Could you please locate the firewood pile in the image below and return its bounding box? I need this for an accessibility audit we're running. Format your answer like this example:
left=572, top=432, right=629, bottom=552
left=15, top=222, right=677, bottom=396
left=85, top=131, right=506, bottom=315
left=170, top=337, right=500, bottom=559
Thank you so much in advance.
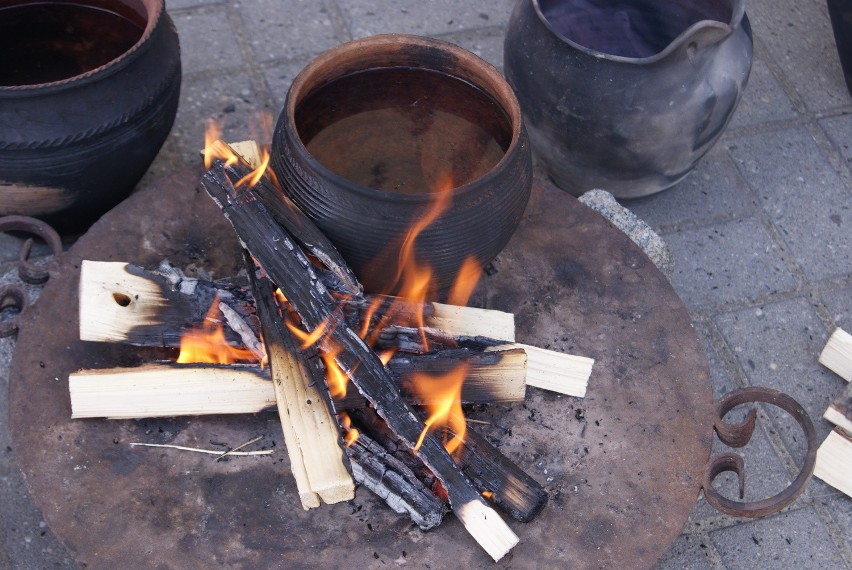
left=68, top=141, right=595, bottom=561
left=815, top=327, right=852, bottom=498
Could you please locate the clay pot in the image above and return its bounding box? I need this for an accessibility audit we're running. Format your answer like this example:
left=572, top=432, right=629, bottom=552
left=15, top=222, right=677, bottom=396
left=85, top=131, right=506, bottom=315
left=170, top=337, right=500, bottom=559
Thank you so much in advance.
left=271, top=34, right=532, bottom=294
left=0, top=0, right=181, bottom=232
left=504, top=0, right=752, bottom=198
left=828, top=0, right=852, bottom=97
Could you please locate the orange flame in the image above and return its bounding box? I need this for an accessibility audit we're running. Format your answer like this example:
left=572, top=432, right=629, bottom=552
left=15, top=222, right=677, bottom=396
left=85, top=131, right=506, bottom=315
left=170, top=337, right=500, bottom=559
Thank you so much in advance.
left=286, top=319, right=328, bottom=350
left=321, top=342, right=349, bottom=398
left=202, top=119, right=270, bottom=187
left=446, top=256, right=483, bottom=307
left=338, top=412, right=360, bottom=447
left=177, top=296, right=258, bottom=364
left=407, top=362, right=470, bottom=456
left=378, top=349, right=396, bottom=366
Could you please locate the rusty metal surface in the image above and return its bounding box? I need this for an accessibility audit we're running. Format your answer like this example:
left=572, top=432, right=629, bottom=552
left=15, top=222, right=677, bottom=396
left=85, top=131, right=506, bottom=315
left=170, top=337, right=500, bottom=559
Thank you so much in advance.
left=9, top=170, right=713, bottom=569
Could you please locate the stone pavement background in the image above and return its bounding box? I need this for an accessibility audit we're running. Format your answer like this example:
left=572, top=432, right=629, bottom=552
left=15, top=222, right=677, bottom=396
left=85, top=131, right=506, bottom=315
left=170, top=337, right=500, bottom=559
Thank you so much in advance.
left=1, top=0, right=850, bottom=568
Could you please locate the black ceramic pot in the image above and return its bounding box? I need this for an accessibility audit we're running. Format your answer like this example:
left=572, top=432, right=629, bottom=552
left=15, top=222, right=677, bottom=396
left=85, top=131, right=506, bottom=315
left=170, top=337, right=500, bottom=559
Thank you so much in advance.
left=828, top=0, right=852, bottom=97
left=271, top=34, right=532, bottom=295
left=504, top=0, right=753, bottom=198
left=0, top=0, right=181, bottom=232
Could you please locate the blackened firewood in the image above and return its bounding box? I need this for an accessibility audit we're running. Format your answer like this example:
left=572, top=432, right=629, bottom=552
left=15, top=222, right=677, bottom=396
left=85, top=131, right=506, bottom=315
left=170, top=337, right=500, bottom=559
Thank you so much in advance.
left=351, top=407, right=547, bottom=522
left=346, top=433, right=447, bottom=530
left=201, top=158, right=517, bottom=561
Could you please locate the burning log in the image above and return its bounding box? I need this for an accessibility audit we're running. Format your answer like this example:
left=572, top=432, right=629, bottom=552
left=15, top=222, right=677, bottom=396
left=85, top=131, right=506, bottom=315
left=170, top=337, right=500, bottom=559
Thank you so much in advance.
left=346, top=431, right=447, bottom=530
left=78, top=260, right=514, bottom=350
left=246, top=256, right=354, bottom=509
left=348, top=407, right=548, bottom=523
left=201, top=158, right=518, bottom=560
left=68, top=349, right=527, bottom=419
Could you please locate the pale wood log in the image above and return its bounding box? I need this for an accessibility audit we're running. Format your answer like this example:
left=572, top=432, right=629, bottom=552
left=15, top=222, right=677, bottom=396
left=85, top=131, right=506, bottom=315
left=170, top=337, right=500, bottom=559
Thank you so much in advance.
left=490, top=343, right=592, bottom=397
left=819, top=328, right=852, bottom=382
left=248, top=263, right=354, bottom=508
left=813, top=427, right=852, bottom=498
left=428, top=302, right=514, bottom=341
left=69, top=363, right=274, bottom=419
left=202, top=158, right=517, bottom=561
left=823, top=382, right=852, bottom=433
left=69, top=349, right=527, bottom=417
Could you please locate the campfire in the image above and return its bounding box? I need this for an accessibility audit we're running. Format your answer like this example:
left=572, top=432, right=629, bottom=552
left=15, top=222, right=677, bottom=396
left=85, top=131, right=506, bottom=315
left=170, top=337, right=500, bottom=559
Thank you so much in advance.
left=68, top=139, right=594, bottom=562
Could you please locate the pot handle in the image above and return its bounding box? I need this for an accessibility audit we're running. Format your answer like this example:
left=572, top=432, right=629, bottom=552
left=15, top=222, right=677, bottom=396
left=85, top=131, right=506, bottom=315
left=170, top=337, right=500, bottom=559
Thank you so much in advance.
left=701, top=387, right=818, bottom=517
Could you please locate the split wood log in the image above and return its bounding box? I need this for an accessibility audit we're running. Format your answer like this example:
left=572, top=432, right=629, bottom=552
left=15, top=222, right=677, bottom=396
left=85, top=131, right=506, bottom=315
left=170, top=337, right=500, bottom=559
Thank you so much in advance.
left=819, top=328, right=852, bottom=382
left=346, top=432, right=447, bottom=530
left=201, top=158, right=518, bottom=561
left=69, top=363, right=274, bottom=419
left=247, top=258, right=354, bottom=508
left=823, top=382, right=852, bottom=434
left=68, top=348, right=528, bottom=419
left=813, top=427, right=852, bottom=498
left=79, top=260, right=513, bottom=351
left=491, top=343, right=592, bottom=398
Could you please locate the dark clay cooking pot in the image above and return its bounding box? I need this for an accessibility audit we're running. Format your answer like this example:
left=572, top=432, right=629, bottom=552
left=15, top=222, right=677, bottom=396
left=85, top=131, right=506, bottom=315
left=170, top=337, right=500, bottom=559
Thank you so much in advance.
left=272, top=34, right=532, bottom=295
left=0, top=0, right=180, bottom=232
left=504, top=0, right=752, bottom=198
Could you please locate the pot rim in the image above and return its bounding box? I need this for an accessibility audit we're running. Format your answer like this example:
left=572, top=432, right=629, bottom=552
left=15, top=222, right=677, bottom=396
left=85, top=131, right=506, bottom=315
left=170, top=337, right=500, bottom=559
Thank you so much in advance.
left=280, top=33, right=526, bottom=204
left=530, top=0, right=745, bottom=64
left=0, top=0, right=162, bottom=93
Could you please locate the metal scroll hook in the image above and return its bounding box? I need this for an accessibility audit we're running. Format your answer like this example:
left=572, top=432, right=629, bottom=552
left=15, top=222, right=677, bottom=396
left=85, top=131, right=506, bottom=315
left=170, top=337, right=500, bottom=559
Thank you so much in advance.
left=702, top=386, right=818, bottom=517
left=0, top=215, right=63, bottom=284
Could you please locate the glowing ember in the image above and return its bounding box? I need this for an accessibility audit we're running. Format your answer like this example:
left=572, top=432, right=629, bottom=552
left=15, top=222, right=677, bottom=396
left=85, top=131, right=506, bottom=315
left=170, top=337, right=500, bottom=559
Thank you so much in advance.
left=407, top=362, right=470, bottom=456
left=338, top=412, right=360, bottom=447
left=177, top=296, right=258, bottom=364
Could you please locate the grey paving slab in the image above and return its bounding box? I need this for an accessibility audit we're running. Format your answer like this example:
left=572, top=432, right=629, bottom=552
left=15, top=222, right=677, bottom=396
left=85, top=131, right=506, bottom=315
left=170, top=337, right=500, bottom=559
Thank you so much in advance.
left=168, top=0, right=223, bottom=9
left=821, top=286, right=852, bottom=331
left=727, top=127, right=852, bottom=282
left=715, top=297, right=845, bottom=450
left=728, top=58, right=798, bottom=130
left=171, top=8, right=245, bottom=75
left=338, top=0, right=516, bottom=38
left=627, top=147, right=754, bottom=232
left=238, top=0, right=343, bottom=62
left=261, top=58, right=313, bottom=111
left=820, top=113, right=852, bottom=166
left=664, top=217, right=796, bottom=309
left=709, top=507, right=844, bottom=569
left=655, top=533, right=716, bottom=570
left=746, top=0, right=850, bottom=112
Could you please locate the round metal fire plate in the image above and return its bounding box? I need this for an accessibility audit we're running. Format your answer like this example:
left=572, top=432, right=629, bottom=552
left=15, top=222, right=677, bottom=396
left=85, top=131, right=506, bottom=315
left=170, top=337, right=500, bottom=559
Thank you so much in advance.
left=9, top=170, right=713, bottom=569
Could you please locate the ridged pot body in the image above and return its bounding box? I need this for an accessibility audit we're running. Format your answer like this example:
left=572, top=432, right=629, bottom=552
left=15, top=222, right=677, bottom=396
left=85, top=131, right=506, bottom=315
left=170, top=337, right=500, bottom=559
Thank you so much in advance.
left=504, top=0, right=752, bottom=198
left=0, top=0, right=181, bottom=232
left=828, top=0, right=852, bottom=97
left=272, top=34, right=532, bottom=294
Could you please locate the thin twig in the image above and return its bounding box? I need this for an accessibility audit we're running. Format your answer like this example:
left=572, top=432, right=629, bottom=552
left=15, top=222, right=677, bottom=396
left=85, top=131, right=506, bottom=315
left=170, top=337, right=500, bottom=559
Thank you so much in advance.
left=130, top=439, right=271, bottom=457
left=215, top=434, right=266, bottom=461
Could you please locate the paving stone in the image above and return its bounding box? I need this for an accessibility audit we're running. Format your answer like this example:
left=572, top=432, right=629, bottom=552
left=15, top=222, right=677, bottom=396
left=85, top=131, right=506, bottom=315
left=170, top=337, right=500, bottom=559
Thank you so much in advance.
left=171, top=8, right=244, bottom=75
left=727, top=127, right=852, bottom=282
left=239, top=0, right=343, bottom=62
left=338, top=0, right=516, bottom=38
left=261, top=58, right=314, bottom=112
left=820, top=113, right=852, bottom=166
left=664, top=217, right=795, bottom=309
left=728, top=58, right=798, bottom=130
left=715, top=297, right=845, bottom=451
left=821, top=286, right=852, bottom=332
left=627, top=147, right=753, bottom=232
left=709, top=507, right=843, bottom=569
left=656, top=533, right=715, bottom=570
left=746, top=0, right=849, bottom=111
left=168, top=0, right=223, bottom=9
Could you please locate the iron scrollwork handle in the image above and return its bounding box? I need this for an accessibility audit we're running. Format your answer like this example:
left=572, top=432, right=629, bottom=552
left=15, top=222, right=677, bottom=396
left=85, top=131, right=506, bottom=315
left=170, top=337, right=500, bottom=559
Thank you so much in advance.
left=702, top=386, right=818, bottom=518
